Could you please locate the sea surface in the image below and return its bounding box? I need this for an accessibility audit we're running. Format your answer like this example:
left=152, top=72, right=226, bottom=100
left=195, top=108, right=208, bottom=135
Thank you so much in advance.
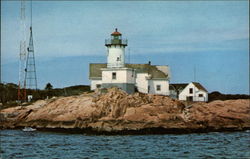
left=0, top=130, right=249, bottom=159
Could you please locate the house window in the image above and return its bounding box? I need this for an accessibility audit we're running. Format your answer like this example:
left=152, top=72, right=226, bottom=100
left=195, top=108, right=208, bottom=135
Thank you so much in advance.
left=156, top=85, right=161, bottom=91
left=199, top=94, right=203, bottom=97
left=117, top=57, right=120, bottom=61
left=189, top=88, right=193, bottom=94
left=112, top=72, right=116, bottom=80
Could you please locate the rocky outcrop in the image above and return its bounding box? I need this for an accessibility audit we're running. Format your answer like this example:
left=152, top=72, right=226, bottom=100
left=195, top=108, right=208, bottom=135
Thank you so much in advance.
left=0, top=88, right=249, bottom=134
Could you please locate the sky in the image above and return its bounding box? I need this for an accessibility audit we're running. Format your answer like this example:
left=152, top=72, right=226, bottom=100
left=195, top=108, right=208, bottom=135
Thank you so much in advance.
left=1, top=1, right=249, bottom=94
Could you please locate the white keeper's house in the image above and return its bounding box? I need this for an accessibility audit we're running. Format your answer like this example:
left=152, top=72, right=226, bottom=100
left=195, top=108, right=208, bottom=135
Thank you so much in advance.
left=89, top=29, right=171, bottom=95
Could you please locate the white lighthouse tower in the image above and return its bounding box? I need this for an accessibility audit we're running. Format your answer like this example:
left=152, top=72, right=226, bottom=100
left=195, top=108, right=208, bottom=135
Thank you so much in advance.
left=105, top=28, right=127, bottom=68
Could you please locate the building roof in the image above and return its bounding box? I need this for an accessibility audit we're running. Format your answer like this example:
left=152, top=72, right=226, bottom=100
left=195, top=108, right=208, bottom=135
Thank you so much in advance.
left=170, top=82, right=208, bottom=92
left=111, top=28, right=122, bottom=36
left=89, top=63, right=107, bottom=79
left=169, top=83, right=188, bottom=90
left=89, top=63, right=169, bottom=79
left=192, top=82, right=208, bottom=92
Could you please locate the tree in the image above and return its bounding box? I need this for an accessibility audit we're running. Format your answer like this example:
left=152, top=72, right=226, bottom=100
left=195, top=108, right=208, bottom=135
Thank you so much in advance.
left=45, top=83, right=53, bottom=98
left=0, top=83, right=18, bottom=105
left=0, top=83, right=7, bottom=104
left=45, top=83, right=53, bottom=91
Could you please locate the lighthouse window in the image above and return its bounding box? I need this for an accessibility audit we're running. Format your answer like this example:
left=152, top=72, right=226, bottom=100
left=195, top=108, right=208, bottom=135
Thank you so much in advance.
left=112, top=72, right=116, bottom=80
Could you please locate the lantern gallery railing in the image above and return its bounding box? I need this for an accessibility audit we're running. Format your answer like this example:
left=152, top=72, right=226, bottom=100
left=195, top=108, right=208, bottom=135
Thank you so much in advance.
left=105, top=39, right=127, bottom=46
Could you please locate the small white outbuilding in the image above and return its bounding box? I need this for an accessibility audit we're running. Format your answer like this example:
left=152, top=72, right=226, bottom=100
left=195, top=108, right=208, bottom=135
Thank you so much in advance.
left=170, top=82, right=208, bottom=102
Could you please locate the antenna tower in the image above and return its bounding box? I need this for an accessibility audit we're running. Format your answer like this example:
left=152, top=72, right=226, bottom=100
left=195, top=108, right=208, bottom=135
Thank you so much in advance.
left=25, top=0, right=37, bottom=91
left=18, top=0, right=27, bottom=101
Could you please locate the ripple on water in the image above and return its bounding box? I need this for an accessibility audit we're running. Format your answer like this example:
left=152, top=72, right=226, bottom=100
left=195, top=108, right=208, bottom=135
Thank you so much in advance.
left=1, top=130, right=250, bottom=158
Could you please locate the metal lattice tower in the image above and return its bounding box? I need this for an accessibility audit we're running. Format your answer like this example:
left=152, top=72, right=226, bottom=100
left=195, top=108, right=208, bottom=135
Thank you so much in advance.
left=18, top=0, right=27, bottom=101
left=25, top=26, right=37, bottom=90
left=25, top=0, right=37, bottom=90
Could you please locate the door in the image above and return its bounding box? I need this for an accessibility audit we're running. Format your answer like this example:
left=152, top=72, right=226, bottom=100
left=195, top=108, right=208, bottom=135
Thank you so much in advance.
left=186, top=96, right=193, bottom=101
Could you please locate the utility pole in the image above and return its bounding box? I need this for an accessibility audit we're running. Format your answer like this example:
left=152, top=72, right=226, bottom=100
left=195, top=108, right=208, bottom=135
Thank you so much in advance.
left=193, top=65, right=197, bottom=101
left=128, top=48, right=130, bottom=63
left=0, top=0, right=1, bottom=83
left=194, top=65, right=196, bottom=82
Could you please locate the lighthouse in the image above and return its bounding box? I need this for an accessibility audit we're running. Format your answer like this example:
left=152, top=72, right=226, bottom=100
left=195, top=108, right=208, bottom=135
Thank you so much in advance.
left=89, top=29, right=171, bottom=95
left=105, top=28, right=127, bottom=68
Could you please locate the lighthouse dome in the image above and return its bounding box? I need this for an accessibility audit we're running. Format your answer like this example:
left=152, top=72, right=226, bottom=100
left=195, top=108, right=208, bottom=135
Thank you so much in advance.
left=111, top=28, right=122, bottom=36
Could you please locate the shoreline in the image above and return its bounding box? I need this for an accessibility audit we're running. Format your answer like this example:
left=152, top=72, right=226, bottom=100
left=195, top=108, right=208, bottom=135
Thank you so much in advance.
left=2, top=127, right=250, bottom=135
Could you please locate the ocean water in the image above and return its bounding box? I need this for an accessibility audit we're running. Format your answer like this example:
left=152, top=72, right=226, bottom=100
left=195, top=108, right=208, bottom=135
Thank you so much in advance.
left=0, top=130, right=249, bottom=159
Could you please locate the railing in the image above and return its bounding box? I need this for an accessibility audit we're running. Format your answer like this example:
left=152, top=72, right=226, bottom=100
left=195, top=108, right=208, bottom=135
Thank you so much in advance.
left=105, top=39, right=127, bottom=46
